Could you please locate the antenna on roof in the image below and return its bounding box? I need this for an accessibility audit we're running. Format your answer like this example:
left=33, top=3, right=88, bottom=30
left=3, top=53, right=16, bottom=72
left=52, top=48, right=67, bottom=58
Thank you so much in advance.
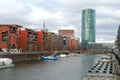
left=43, top=22, right=45, bottom=30
left=43, top=22, right=48, bottom=32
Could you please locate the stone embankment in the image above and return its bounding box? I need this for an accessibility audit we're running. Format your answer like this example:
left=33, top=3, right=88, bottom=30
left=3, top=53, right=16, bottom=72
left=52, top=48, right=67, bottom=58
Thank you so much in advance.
left=82, top=53, right=120, bottom=80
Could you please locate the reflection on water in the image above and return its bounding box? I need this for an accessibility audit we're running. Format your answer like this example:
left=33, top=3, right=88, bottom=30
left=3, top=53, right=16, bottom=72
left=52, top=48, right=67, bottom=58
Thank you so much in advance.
left=0, top=54, right=103, bottom=80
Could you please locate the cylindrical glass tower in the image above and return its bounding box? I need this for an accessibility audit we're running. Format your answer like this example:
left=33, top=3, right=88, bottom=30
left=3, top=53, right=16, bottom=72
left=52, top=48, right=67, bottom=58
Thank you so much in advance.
left=81, top=9, right=96, bottom=49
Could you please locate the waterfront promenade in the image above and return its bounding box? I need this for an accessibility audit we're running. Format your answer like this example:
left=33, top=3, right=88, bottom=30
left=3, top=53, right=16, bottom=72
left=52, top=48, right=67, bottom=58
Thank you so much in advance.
left=82, top=54, right=120, bottom=80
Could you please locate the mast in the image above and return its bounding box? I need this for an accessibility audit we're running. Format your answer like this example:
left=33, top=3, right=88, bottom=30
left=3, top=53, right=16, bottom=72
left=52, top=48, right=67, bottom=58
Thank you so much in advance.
left=43, top=22, right=45, bottom=31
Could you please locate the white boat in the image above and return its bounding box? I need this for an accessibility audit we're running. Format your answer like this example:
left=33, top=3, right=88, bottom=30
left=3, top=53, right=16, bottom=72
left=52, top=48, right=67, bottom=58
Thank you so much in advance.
left=0, top=58, right=14, bottom=69
left=60, top=54, right=67, bottom=58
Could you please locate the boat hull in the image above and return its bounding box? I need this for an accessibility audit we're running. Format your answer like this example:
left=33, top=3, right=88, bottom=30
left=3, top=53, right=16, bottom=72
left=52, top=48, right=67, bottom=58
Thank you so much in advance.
left=0, top=58, right=14, bottom=69
left=0, top=64, right=14, bottom=69
left=41, top=56, right=58, bottom=60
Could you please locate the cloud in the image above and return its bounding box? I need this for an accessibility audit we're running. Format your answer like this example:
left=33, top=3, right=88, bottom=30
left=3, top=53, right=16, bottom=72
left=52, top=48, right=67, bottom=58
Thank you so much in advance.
left=97, top=8, right=120, bottom=20
left=25, top=6, right=64, bottom=24
left=61, top=25, right=76, bottom=30
left=96, top=37, right=115, bottom=43
left=0, top=0, right=119, bottom=42
left=96, top=18, right=119, bottom=27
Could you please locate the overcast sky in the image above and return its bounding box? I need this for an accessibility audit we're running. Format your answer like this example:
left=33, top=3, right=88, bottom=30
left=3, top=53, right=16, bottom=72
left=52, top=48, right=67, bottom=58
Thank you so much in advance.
left=0, top=0, right=120, bottom=43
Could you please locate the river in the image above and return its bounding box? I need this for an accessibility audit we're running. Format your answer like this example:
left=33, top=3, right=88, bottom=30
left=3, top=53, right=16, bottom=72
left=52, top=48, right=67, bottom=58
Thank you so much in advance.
left=0, top=54, right=103, bottom=80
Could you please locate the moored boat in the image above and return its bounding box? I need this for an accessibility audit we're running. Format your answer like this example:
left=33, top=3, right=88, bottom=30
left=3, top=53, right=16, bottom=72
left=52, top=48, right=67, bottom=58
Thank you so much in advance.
left=41, top=56, right=59, bottom=60
left=0, top=58, right=14, bottom=69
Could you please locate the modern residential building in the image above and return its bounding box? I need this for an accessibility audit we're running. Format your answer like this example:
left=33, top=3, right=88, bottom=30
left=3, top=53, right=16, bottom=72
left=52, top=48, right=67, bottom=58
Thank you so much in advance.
left=62, top=36, right=69, bottom=51
left=47, top=32, right=54, bottom=52
left=0, top=24, right=22, bottom=52
left=68, top=38, right=77, bottom=51
left=81, top=9, right=96, bottom=49
left=76, top=38, right=81, bottom=51
left=54, top=34, right=59, bottom=51
left=58, top=35, right=64, bottom=51
left=42, top=30, right=49, bottom=52
left=19, top=28, right=38, bottom=52
left=35, top=30, right=43, bottom=51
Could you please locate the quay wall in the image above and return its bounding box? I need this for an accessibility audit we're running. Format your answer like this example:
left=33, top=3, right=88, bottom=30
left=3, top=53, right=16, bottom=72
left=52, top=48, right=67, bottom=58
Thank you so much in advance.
left=0, top=52, right=53, bottom=62
left=0, top=51, right=80, bottom=62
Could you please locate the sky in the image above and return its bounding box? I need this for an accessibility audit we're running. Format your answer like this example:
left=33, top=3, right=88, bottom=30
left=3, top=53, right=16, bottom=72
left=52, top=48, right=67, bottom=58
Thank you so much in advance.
left=0, top=0, right=120, bottom=43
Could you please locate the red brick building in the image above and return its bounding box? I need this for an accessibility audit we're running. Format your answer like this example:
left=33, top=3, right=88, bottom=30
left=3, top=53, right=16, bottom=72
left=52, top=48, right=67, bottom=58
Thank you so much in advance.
left=72, top=39, right=77, bottom=51
left=58, top=30, right=74, bottom=38
left=58, top=35, right=64, bottom=51
left=36, top=30, right=43, bottom=51
left=42, top=30, right=49, bottom=52
left=68, top=38, right=77, bottom=51
left=19, top=28, right=38, bottom=52
left=47, top=32, right=54, bottom=52
left=0, top=24, right=22, bottom=52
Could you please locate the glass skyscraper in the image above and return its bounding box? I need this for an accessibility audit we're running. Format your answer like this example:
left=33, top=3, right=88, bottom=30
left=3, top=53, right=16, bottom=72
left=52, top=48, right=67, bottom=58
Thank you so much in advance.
left=81, top=9, right=96, bottom=49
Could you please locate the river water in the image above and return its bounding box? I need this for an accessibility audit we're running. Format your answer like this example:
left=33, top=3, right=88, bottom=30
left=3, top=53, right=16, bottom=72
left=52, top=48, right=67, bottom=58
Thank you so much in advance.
left=0, top=54, right=103, bottom=80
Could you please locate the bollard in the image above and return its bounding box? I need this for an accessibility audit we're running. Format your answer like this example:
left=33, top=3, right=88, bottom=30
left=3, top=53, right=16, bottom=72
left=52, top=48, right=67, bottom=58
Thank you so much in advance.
left=104, top=68, right=107, bottom=70
left=99, top=66, right=102, bottom=68
left=105, top=66, right=108, bottom=68
left=93, top=66, right=96, bottom=68
left=109, top=71, right=112, bottom=74
left=98, top=68, right=101, bottom=70
left=103, top=71, right=106, bottom=73
left=88, top=70, right=92, bottom=73
left=96, top=70, right=99, bottom=73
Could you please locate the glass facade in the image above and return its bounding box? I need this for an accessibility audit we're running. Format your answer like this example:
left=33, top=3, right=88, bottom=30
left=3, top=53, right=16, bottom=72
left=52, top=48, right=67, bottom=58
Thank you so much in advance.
left=81, top=9, right=96, bottom=49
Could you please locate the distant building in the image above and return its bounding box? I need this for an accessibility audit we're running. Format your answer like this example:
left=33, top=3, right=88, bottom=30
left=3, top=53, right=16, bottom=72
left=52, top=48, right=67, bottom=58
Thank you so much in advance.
left=61, top=36, right=69, bottom=51
left=87, top=42, right=113, bottom=53
left=87, top=42, right=113, bottom=50
left=54, top=34, right=59, bottom=51
left=58, top=35, right=64, bottom=51
left=76, top=38, right=81, bottom=51
left=68, top=38, right=77, bottom=51
left=47, top=32, right=54, bottom=52
left=58, top=30, right=74, bottom=38
left=81, top=9, right=96, bottom=49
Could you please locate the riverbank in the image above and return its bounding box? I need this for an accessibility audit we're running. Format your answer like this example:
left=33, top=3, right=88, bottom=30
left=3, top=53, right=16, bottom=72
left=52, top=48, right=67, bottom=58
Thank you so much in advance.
left=0, top=52, right=52, bottom=62
left=0, top=52, right=80, bottom=62
left=82, top=53, right=120, bottom=80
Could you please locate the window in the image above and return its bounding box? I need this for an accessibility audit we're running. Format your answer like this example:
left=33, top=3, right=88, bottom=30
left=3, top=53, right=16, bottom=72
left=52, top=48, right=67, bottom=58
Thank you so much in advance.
left=10, top=26, right=16, bottom=33
left=28, top=32, right=33, bottom=41
left=2, top=31, right=8, bottom=43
